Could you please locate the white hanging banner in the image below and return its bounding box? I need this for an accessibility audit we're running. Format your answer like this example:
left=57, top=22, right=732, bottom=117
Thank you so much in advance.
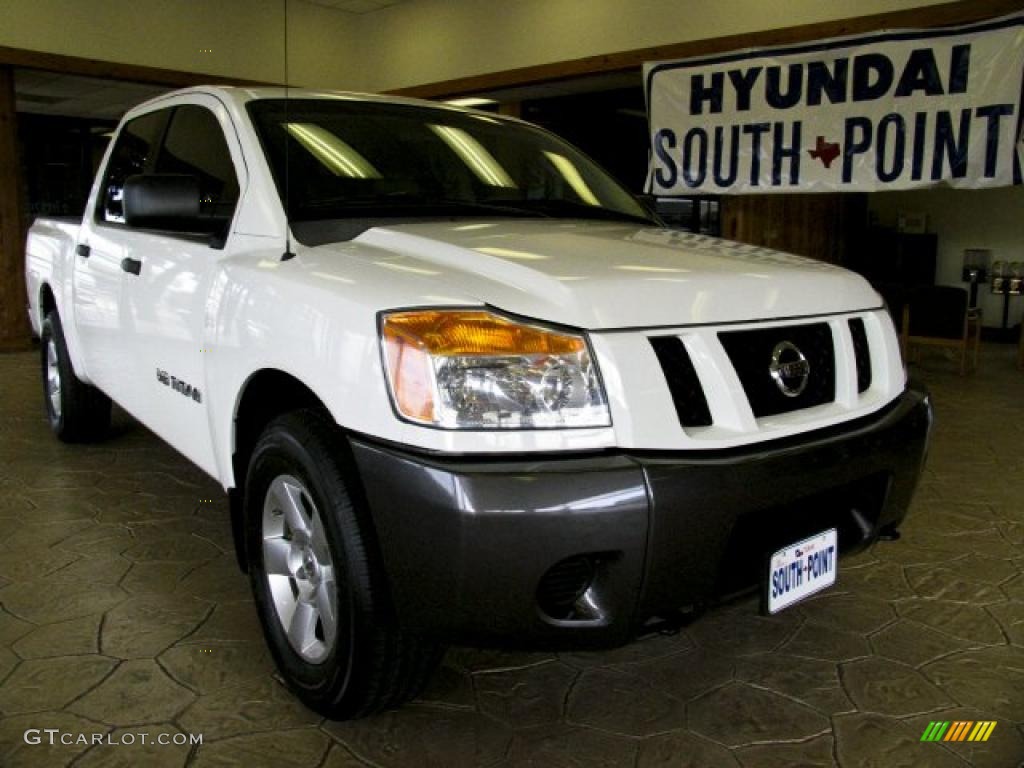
left=644, top=14, right=1024, bottom=194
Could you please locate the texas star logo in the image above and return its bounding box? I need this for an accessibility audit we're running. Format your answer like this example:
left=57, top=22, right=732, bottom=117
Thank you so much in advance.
left=808, top=136, right=841, bottom=168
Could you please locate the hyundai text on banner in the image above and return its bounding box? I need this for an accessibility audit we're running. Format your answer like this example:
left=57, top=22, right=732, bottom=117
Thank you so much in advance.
left=645, top=14, right=1024, bottom=195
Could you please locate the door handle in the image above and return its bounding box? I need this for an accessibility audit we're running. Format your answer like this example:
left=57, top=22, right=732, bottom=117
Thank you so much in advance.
left=76, top=244, right=90, bottom=258
left=121, top=257, right=142, bottom=276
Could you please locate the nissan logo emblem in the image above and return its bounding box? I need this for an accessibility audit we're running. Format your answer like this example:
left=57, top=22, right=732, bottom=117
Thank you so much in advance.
left=769, top=341, right=810, bottom=397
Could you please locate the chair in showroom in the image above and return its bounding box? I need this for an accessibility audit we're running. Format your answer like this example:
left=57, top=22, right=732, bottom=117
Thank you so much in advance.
left=901, top=285, right=981, bottom=376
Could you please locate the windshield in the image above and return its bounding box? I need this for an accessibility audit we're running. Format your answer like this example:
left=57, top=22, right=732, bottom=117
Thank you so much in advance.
left=247, top=98, right=654, bottom=227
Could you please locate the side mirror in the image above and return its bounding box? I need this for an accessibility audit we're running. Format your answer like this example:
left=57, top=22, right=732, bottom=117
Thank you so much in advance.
left=123, top=174, right=201, bottom=230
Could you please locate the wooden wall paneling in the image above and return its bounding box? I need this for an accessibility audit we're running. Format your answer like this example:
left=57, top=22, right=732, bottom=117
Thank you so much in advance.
left=0, top=65, right=32, bottom=350
left=720, top=194, right=867, bottom=265
left=497, top=102, right=522, bottom=118
left=0, top=45, right=270, bottom=87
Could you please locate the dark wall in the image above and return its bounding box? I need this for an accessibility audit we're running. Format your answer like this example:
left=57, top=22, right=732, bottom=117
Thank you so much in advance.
left=523, top=87, right=649, bottom=193
left=18, top=113, right=115, bottom=220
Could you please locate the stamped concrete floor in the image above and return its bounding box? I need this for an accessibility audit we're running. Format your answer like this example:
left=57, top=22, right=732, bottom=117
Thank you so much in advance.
left=1, top=344, right=1023, bottom=768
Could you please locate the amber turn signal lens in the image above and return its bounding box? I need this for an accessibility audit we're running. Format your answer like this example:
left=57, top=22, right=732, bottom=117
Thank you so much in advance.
left=382, top=310, right=585, bottom=356
left=383, top=333, right=436, bottom=422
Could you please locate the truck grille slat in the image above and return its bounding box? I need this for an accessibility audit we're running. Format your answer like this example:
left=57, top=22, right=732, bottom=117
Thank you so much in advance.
left=649, top=337, right=713, bottom=428
left=848, top=318, right=872, bottom=393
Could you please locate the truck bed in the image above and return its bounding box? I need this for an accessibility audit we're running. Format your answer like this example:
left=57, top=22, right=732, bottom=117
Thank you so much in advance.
left=25, top=216, right=82, bottom=337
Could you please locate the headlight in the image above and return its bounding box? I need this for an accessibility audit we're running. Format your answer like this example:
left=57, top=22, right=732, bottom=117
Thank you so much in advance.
left=381, top=309, right=610, bottom=429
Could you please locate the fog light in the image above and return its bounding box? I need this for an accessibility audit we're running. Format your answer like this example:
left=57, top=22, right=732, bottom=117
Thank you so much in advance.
left=536, top=556, right=596, bottom=621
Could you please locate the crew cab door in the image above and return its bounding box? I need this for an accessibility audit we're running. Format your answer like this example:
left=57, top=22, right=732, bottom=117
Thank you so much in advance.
left=81, top=97, right=244, bottom=477
left=74, top=108, right=170, bottom=398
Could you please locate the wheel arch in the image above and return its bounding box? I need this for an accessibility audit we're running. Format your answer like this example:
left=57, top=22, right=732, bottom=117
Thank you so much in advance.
left=37, top=280, right=91, bottom=384
left=39, top=282, right=58, bottom=324
left=228, top=368, right=343, bottom=572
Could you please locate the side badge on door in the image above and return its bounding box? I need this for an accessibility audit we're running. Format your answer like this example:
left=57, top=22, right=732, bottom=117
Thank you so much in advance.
left=157, top=369, right=202, bottom=404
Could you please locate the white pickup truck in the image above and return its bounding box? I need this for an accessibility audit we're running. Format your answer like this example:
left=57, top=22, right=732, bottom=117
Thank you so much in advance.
left=25, top=86, right=931, bottom=719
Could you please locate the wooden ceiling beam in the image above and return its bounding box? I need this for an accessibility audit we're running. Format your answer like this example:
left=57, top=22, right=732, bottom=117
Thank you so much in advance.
left=0, top=45, right=272, bottom=88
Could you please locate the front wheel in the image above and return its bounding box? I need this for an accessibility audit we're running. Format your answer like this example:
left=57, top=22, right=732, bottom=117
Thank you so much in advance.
left=245, top=410, right=442, bottom=719
left=40, top=310, right=111, bottom=442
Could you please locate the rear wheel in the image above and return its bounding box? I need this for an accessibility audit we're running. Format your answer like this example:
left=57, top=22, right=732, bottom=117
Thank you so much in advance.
left=245, top=409, right=442, bottom=719
left=40, top=310, right=111, bottom=442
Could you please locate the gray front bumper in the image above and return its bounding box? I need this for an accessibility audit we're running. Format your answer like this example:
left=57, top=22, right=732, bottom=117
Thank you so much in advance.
left=349, top=383, right=932, bottom=648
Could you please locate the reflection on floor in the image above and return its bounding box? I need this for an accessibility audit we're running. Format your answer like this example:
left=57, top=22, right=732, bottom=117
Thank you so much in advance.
left=1, top=344, right=1022, bottom=767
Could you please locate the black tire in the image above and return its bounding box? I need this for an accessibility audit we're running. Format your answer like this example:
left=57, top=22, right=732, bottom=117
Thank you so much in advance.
left=40, top=310, right=112, bottom=443
left=245, top=409, right=442, bottom=719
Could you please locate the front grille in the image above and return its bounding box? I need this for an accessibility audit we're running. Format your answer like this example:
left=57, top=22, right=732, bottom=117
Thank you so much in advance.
left=718, top=323, right=835, bottom=417
left=650, top=337, right=713, bottom=427
left=848, top=318, right=872, bottom=393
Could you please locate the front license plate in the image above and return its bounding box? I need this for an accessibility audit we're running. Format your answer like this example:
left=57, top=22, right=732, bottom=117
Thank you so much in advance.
left=766, top=528, right=837, bottom=614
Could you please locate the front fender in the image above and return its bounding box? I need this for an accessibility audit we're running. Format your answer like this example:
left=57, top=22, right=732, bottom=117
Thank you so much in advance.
left=205, top=245, right=397, bottom=487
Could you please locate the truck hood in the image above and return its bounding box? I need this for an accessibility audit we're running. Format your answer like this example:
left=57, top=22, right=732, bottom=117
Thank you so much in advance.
left=311, top=220, right=881, bottom=329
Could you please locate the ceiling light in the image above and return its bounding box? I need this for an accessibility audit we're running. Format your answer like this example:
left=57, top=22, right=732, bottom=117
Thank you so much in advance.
left=430, top=125, right=516, bottom=188
left=477, top=247, right=548, bottom=261
left=444, top=97, right=498, bottom=108
left=615, top=265, right=691, bottom=274
left=543, top=152, right=600, bottom=206
left=284, top=123, right=381, bottom=179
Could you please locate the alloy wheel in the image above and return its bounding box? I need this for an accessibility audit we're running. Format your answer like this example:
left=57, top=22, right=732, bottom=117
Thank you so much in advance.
left=46, top=338, right=62, bottom=420
left=262, top=474, right=338, bottom=663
